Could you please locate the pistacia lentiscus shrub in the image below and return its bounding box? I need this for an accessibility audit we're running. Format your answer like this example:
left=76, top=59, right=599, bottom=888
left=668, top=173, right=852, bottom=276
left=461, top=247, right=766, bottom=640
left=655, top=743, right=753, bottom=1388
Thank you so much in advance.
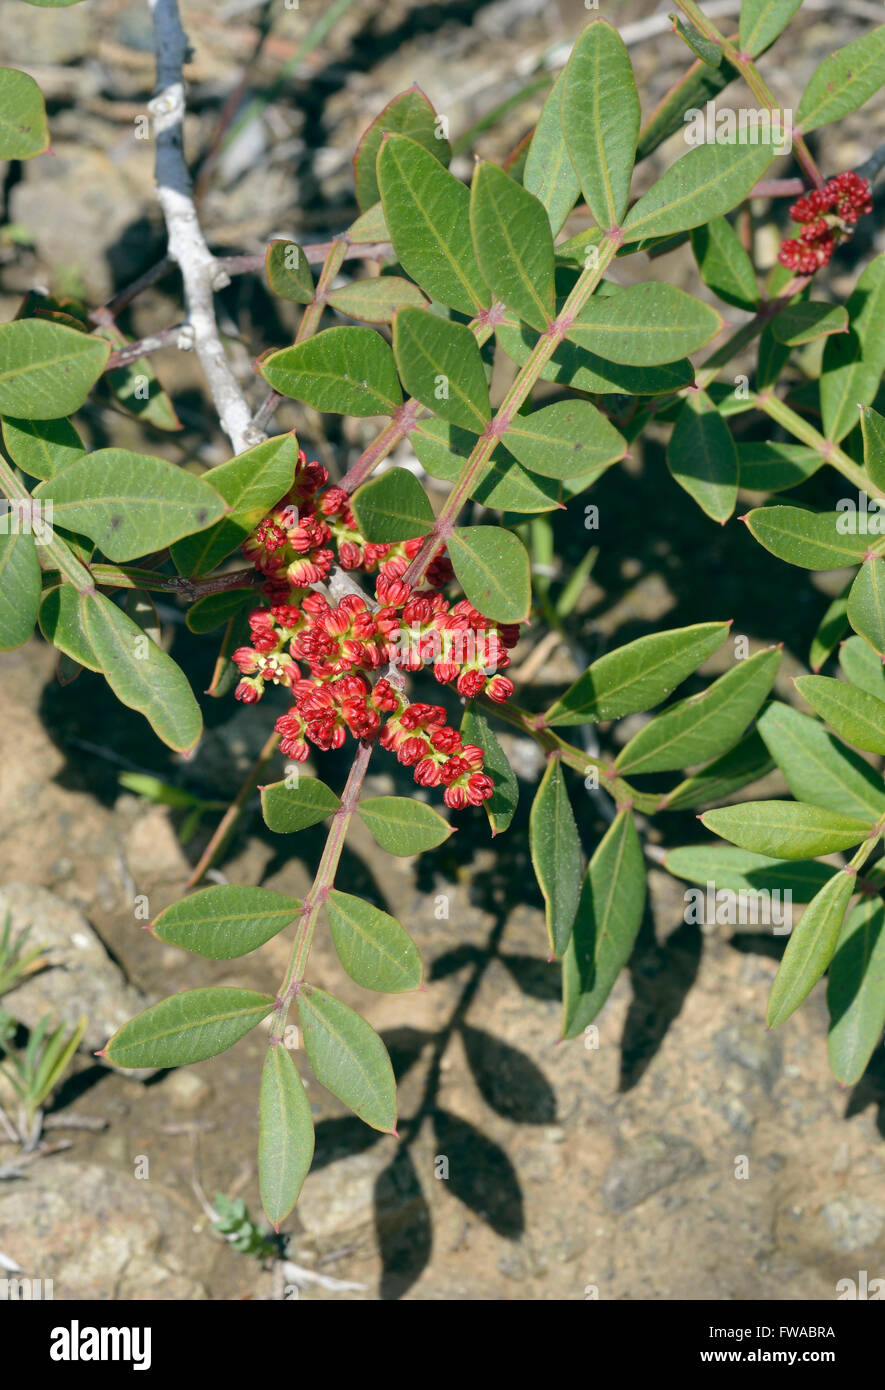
left=1, top=0, right=884, bottom=1227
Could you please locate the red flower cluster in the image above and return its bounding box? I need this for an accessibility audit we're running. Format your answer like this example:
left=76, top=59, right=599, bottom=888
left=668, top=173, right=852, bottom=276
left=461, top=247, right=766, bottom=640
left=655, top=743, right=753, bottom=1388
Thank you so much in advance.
left=778, top=172, right=872, bottom=274
left=232, top=449, right=520, bottom=811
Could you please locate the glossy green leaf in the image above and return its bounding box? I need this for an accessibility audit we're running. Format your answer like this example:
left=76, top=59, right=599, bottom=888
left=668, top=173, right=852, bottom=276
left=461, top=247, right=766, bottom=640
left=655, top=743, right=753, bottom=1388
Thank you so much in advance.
left=261, top=777, right=341, bottom=833
left=447, top=525, right=531, bottom=624
left=568, top=283, right=722, bottom=366
left=151, top=885, right=301, bottom=959
left=38, top=583, right=100, bottom=670
left=663, top=729, right=774, bottom=810
left=821, top=256, right=885, bottom=443
left=690, top=217, right=760, bottom=312
left=664, top=844, right=835, bottom=901
left=757, top=699, right=885, bottom=820
left=623, top=140, right=775, bottom=242
left=809, top=589, right=849, bottom=671
left=561, top=20, right=639, bottom=229
left=378, top=133, right=489, bottom=317
left=615, top=646, right=781, bottom=774
left=1, top=415, right=85, bottom=480
left=797, top=27, right=885, bottom=133
left=767, top=868, right=856, bottom=1027
left=847, top=557, right=885, bottom=658
left=0, top=319, right=109, bottom=419
left=743, top=506, right=874, bottom=569
left=358, top=795, right=452, bottom=856
left=546, top=621, right=730, bottom=726
left=667, top=389, right=738, bottom=522
left=530, top=757, right=582, bottom=958
left=393, top=307, right=489, bottom=432
left=795, top=674, right=885, bottom=756
left=326, top=890, right=422, bottom=993
left=258, top=1044, right=314, bottom=1228
left=469, top=162, right=554, bottom=331
left=259, top=326, right=402, bottom=417
left=0, top=67, right=49, bottom=160
left=861, top=405, right=885, bottom=494
left=460, top=704, right=518, bottom=834
left=82, top=591, right=202, bottom=752
left=171, top=433, right=299, bottom=576
left=770, top=301, right=848, bottom=346
left=265, top=240, right=315, bottom=303
left=841, top=633, right=885, bottom=701
left=827, top=898, right=885, bottom=1085
left=0, top=527, right=41, bottom=650
left=522, top=70, right=580, bottom=236
left=327, top=275, right=427, bottom=324
left=105, top=987, right=274, bottom=1068
left=562, top=810, right=645, bottom=1036
left=503, top=399, right=626, bottom=481
left=736, top=441, right=822, bottom=493
left=701, top=801, right=874, bottom=859
left=298, top=986, right=397, bottom=1132
left=353, top=85, right=450, bottom=212
left=739, top=0, right=803, bottom=56
left=351, top=465, right=433, bottom=542
left=33, top=450, right=226, bottom=562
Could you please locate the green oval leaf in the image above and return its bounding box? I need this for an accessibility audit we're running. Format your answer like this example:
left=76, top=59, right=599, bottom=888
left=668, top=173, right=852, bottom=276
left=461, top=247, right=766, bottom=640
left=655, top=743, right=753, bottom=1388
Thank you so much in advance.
left=258, top=1043, right=315, bottom=1229
left=623, top=140, right=775, bottom=242
left=497, top=317, right=695, bottom=396
left=743, top=506, right=875, bottom=570
left=351, top=464, right=434, bottom=542
left=265, top=240, right=315, bottom=304
left=561, top=19, right=639, bottom=230
left=568, top=282, right=723, bottom=366
left=357, top=795, right=452, bottom=855
left=797, top=26, right=885, bottom=133
left=105, top=987, right=274, bottom=1068
left=259, top=326, right=402, bottom=417
left=326, top=889, right=422, bottom=993
left=841, top=633, right=885, bottom=701
left=700, top=801, right=875, bottom=859
left=827, top=898, right=885, bottom=1085
left=185, top=588, right=253, bottom=635
left=739, top=0, right=803, bottom=57
left=821, top=255, right=885, bottom=444
left=1, top=414, right=85, bottom=480
left=38, top=583, right=100, bottom=670
left=412, top=417, right=567, bottom=514
left=529, top=756, right=582, bottom=957
left=504, top=400, right=626, bottom=481
left=261, top=777, right=341, bottom=833
left=469, top=162, right=554, bottom=332
left=326, top=275, right=428, bottom=324
left=447, top=525, right=531, bottom=624
left=663, top=729, right=774, bottom=811
left=393, top=307, right=489, bottom=432
left=0, top=527, right=40, bottom=651
left=0, top=319, right=109, bottom=419
left=353, top=85, right=450, bottom=212
left=736, top=441, right=822, bottom=493
left=151, top=885, right=301, bottom=959
left=767, top=868, right=856, bottom=1027
left=795, top=674, right=885, bottom=756
left=523, top=70, right=581, bottom=237
left=847, top=557, right=885, bottom=658
left=757, top=699, right=885, bottom=821
left=690, top=216, right=760, bottom=312
left=770, top=301, right=849, bottom=346
left=667, top=390, right=738, bottom=523
left=861, top=405, right=885, bottom=494
left=298, top=986, right=397, bottom=1132
left=664, top=844, right=836, bottom=901
left=460, top=703, right=518, bottom=834
left=0, top=67, right=49, bottom=160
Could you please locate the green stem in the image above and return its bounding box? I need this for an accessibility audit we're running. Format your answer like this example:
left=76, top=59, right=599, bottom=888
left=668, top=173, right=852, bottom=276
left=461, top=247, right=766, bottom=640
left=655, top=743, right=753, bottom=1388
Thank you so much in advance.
left=0, top=457, right=94, bottom=593
left=754, top=392, right=877, bottom=498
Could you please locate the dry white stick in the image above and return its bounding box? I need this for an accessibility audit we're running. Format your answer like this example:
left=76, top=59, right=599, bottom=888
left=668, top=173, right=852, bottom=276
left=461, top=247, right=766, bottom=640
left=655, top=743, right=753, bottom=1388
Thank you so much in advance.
left=147, top=0, right=263, bottom=455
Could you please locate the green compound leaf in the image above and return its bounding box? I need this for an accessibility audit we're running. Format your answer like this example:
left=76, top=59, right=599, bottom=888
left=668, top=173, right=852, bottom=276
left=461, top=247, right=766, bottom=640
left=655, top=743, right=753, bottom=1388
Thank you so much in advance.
left=1, top=414, right=85, bottom=480
left=351, top=465, right=434, bottom=542
left=81, top=591, right=202, bottom=753
left=701, top=801, right=875, bottom=860
left=623, top=140, right=776, bottom=242
left=663, top=729, right=774, bottom=811
left=821, top=255, right=885, bottom=443
left=664, top=844, right=836, bottom=902
left=502, top=399, right=626, bottom=481
left=357, top=795, right=452, bottom=856
left=690, top=217, right=760, bottom=312
left=545, top=621, right=730, bottom=726
left=353, top=84, right=450, bottom=212
left=258, top=1044, right=315, bottom=1229
left=0, top=319, right=109, bottom=419
left=847, top=557, right=885, bottom=658
left=529, top=756, right=582, bottom=957
left=739, top=0, right=804, bottom=57
left=770, top=301, right=849, bottom=346
left=460, top=703, right=518, bottom=835
left=393, top=307, right=490, bottom=432
left=615, top=646, right=781, bottom=775
left=861, top=405, right=885, bottom=493
left=378, top=133, right=489, bottom=317
left=469, top=162, right=554, bottom=332
left=34, top=449, right=226, bottom=562
left=736, top=442, right=822, bottom=493
left=567, top=283, right=723, bottom=366
left=809, top=590, right=850, bottom=672
left=298, top=986, right=397, bottom=1132
left=795, top=675, right=885, bottom=757
left=171, top=433, right=299, bottom=576
left=797, top=26, right=885, bottom=133
left=151, top=885, right=301, bottom=959
left=562, top=809, right=645, bottom=1037
left=326, top=889, right=423, bottom=993
left=667, top=389, right=738, bottom=523
left=259, top=326, right=402, bottom=417
left=743, top=506, right=875, bottom=569
left=523, top=70, right=581, bottom=237
left=261, top=777, right=341, bottom=833
left=0, top=528, right=41, bottom=651
left=827, top=898, right=885, bottom=1085
left=447, top=526, right=531, bottom=625
left=105, top=987, right=274, bottom=1069
left=326, top=276, right=428, bottom=325
left=0, top=67, right=49, bottom=161
left=561, top=19, right=639, bottom=230
left=265, top=240, right=315, bottom=303
left=497, top=317, right=695, bottom=396
left=767, top=869, right=856, bottom=1028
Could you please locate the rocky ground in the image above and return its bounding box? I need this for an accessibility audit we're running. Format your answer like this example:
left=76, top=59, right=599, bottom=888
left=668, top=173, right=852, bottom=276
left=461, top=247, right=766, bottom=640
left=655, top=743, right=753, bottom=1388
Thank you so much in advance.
left=1, top=0, right=884, bottom=1301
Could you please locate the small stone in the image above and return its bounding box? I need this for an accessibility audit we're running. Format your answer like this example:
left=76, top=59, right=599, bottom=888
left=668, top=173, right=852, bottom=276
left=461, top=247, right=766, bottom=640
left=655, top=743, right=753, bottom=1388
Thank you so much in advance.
left=820, top=1195, right=885, bottom=1255
left=164, top=1070, right=212, bottom=1110
left=602, top=1132, right=706, bottom=1213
